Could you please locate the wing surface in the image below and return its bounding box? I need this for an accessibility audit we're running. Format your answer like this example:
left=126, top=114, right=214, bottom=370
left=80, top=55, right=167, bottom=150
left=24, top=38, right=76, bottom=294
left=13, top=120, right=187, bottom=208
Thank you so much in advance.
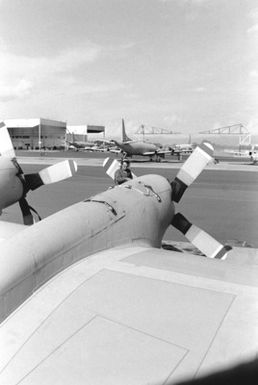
left=157, top=149, right=172, bottom=155
left=1, top=246, right=258, bottom=385
left=142, top=151, right=156, bottom=156
left=0, top=221, right=26, bottom=242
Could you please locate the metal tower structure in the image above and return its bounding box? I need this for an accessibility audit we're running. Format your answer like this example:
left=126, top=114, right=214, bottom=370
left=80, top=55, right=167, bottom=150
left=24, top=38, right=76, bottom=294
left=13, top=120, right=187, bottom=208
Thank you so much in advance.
left=135, top=124, right=181, bottom=135
left=199, top=123, right=251, bottom=147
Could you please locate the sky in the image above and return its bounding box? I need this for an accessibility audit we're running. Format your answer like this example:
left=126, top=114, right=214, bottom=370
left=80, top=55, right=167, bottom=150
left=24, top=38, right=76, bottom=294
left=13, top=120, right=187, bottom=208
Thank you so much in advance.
left=0, top=0, right=258, bottom=137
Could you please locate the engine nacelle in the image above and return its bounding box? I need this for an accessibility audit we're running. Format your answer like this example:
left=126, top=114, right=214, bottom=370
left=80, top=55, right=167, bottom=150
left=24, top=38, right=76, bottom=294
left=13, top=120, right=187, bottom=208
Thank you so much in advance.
left=0, top=174, right=174, bottom=321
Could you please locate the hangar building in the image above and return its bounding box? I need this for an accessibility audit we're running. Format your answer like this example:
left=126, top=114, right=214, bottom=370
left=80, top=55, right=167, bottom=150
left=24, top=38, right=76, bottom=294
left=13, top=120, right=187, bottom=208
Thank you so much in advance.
left=4, top=118, right=67, bottom=150
left=66, top=125, right=105, bottom=142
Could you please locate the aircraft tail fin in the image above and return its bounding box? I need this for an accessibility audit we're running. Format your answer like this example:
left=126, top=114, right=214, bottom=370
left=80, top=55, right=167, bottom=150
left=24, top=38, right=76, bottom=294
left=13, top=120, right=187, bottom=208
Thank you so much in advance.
left=122, top=119, right=132, bottom=143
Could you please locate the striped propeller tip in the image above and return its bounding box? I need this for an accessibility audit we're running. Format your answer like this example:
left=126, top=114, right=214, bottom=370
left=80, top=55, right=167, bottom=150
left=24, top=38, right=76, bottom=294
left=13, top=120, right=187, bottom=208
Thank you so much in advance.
left=172, top=213, right=232, bottom=259
left=39, top=160, right=78, bottom=185
left=103, top=157, right=121, bottom=180
left=171, top=143, right=214, bottom=202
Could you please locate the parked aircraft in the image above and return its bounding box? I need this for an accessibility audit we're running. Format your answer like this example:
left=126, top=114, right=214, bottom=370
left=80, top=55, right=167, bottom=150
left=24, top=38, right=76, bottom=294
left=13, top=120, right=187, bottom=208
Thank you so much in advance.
left=67, top=133, right=96, bottom=151
left=214, top=146, right=258, bottom=164
left=111, top=119, right=171, bottom=161
left=0, top=122, right=77, bottom=224
left=170, top=134, right=194, bottom=155
left=67, top=133, right=113, bottom=152
left=172, top=143, right=193, bottom=154
left=232, top=146, right=258, bottom=164
left=1, top=139, right=258, bottom=384
left=250, top=149, right=258, bottom=164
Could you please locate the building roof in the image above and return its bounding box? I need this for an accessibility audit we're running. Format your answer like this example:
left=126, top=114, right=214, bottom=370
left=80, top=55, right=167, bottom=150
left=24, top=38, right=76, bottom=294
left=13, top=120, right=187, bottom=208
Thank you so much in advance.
left=4, top=118, right=66, bottom=128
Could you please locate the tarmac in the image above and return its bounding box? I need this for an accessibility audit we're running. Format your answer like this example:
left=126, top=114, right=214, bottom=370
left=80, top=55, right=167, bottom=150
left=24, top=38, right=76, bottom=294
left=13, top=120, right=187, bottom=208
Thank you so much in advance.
left=2, top=153, right=258, bottom=250
left=17, top=154, right=258, bottom=172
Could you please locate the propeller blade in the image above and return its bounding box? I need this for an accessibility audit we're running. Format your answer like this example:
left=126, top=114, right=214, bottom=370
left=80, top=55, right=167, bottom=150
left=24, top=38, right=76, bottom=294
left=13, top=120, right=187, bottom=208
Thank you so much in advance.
left=0, top=124, right=77, bottom=224
left=103, top=157, right=121, bottom=180
left=20, top=160, right=77, bottom=224
left=171, top=212, right=232, bottom=259
left=0, top=122, right=16, bottom=158
left=171, top=142, right=214, bottom=202
left=18, top=197, right=41, bottom=225
left=103, top=157, right=136, bottom=180
left=24, top=159, right=77, bottom=191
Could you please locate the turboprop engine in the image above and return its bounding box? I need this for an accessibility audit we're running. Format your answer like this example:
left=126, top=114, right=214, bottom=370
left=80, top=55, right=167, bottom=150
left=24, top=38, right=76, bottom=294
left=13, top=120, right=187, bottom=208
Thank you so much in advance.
left=0, top=122, right=77, bottom=224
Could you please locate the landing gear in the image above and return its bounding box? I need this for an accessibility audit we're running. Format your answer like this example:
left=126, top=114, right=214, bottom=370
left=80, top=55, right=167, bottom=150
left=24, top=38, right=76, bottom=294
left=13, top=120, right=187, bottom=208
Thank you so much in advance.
left=152, top=154, right=162, bottom=162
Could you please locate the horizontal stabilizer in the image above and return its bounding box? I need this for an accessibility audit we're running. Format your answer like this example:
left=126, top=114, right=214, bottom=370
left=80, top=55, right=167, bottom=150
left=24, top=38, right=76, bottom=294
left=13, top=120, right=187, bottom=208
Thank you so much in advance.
left=0, top=122, right=16, bottom=159
left=123, top=140, right=133, bottom=144
left=172, top=213, right=232, bottom=259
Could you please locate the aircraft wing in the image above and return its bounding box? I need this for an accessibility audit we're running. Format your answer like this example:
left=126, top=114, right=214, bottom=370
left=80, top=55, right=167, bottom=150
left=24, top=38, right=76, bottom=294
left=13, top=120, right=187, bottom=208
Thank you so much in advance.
left=109, top=148, right=121, bottom=154
left=142, top=151, right=156, bottom=156
left=1, top=245, right=258, bottom=385
left=0, top=221, right=26, bottom=242
left=122, top=140, right=134, bottom=145
left=157, top=149, right=172, bottom=155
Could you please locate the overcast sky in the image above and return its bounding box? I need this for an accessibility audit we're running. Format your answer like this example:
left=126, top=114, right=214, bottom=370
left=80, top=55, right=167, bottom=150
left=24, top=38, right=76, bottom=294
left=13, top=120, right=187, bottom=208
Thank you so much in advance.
left=0, top=0, right=258, bottom=136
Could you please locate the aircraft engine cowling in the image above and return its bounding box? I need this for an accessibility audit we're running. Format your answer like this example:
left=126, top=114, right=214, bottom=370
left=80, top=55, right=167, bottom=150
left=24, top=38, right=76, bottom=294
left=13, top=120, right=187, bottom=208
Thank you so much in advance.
left=0, top=174, right=174, bottom=321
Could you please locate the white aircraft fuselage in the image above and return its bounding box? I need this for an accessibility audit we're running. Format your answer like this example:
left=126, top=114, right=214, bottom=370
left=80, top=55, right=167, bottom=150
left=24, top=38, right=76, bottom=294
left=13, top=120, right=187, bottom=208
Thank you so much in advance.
left=113, top=140, right=158, bottom=156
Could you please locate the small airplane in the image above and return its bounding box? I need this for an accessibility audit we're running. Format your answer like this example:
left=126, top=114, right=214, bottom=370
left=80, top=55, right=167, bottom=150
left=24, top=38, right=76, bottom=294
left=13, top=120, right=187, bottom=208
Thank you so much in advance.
left=66, top=132, right=97, bottom=151
left=0, top=121, right=77, bottom=225
left=170, top=134, right=194, bottom=159
left=215, top=146, right=258, bottom=165
left=67, top=134, right=113, bottom=152
left=249, top=149, right=258, bottom=164
left=111, top=119, right=171, bottom=161
left=239, top=146, right=258, bottom=164
left=172, top=143, right=194, bottom=155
